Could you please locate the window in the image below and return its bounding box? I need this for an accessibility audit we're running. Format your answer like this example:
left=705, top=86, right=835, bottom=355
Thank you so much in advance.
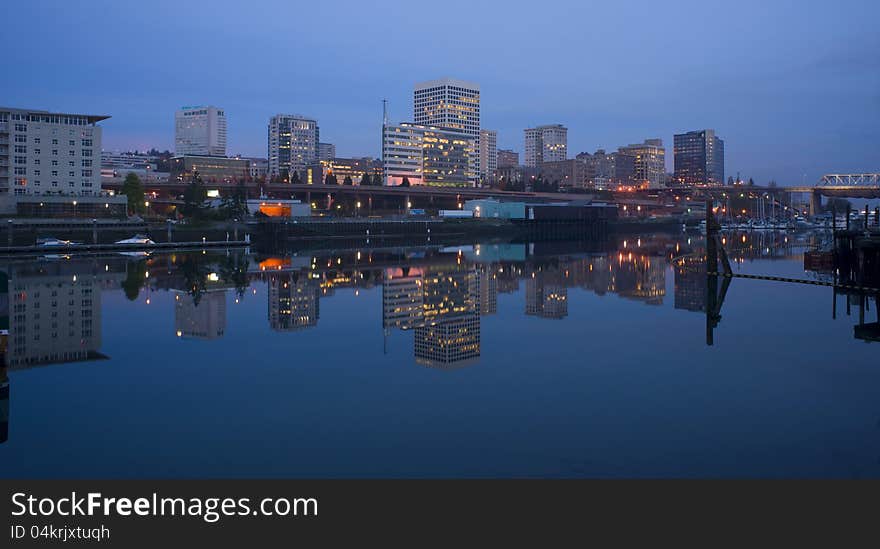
left=14, top=167, right=26, bottom=175
left=34, top=159, right=40, bottom=165
left=82, top=149, right=92, bottom=157
left=14, top=156, right=26, bottom=164
left=69, top=150, right=75, bottom=156
left=34, top=148, right=40, bottom=155
left=82, top=139, right=92, bottom=147
left=51, top=160, right=58, bottom=166
left=68, top=161, right=74, bottom=167
left=69, top=140, right=75, bottom=146
left=14, top=145, right=26, bottom=153
left=51, top=170, right=58, bottom=176
left=52, top=149, right=58, bottom=155
left=81, top=159, right=92, bottom=167
left=14, top=135, right=27, bottom=143
left=81, top=169, right=92, bottom=177
left=68, top=171, right=75, bottom=177
left=33, top=169, right=40, bottom=176
left=51, top=138, right=58, bottom=144
left=14, top=123, right=27, bottom=131
left=33, top=137, right=40, bottom=144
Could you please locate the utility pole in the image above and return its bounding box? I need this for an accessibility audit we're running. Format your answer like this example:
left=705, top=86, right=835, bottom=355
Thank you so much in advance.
left=381, top=99, right=388, bottom=187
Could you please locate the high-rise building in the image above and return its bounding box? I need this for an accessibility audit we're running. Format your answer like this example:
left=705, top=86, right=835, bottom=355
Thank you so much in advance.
left=497, top=149, right=519, bottom=168
left=0, top=107, right=107, bottom=197
left=524, top=125, right=567, bottom=167
left=414, top=78, right=480, bottom=173
left=673, top=129, right=724, bottom=186
left=317, top=142, right=336, bottom=161
left=413, top=78, right=480, bottom=137
left=382, top=123, right=476, bottom=187
left=268, top=114, right=319, bottom=179
left=479, top=129, right=497, bottom=181
left=174, top=106, right=226, bottom=157
left=617, top=139, right=666, bottom=189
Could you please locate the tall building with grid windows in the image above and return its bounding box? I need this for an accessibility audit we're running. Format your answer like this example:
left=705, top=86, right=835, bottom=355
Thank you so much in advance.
left=524, top=124, right=567, bottom=167
left=414, top=78, right=480, bottom=173
left=673, top=129, right=724, bottom=186
left=174, top=106, right=226, bottom=157
left=268, top=114, right=319, bottom=178
left=0, top=107, right=106, bottom=197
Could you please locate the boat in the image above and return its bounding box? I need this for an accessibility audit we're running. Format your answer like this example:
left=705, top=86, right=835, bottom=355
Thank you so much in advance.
left=115, top=234, right=155, bottom=245
left=37, top=237, right=78, bottom=247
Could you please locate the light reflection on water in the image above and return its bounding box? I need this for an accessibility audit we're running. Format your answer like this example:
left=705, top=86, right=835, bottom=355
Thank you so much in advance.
left=1, top=230, right=878, bottom=478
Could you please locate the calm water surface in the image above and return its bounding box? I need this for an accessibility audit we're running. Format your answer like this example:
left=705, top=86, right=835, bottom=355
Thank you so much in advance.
left=1, top=230, right=878, bottom=478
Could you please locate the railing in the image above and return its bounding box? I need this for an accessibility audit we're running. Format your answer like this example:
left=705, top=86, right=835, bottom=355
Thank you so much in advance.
left=818, top=174, right=880, bottom=187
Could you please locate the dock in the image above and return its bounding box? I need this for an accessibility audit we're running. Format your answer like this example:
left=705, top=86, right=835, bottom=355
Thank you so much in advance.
left=0, top=240, right=249, bottom=256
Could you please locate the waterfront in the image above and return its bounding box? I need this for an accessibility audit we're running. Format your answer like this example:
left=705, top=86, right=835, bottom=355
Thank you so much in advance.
left=1, top=230, right=878, bottom=478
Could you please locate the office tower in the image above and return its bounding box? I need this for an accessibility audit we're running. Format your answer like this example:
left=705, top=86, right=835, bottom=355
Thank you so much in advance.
left=0, top=107, right=106, bottom=197
left=497, top=149, right=519, bottom=168
left=317, top=142, right=336, bottom=161
left=382, top=123, right=476, bottom=187
left=479, top=129, right=497, bottom=180
left=524, top=124, right=567, bottom=167
left=267, top=114, right=319, bottom=178
left=174, top=106, right=226, bottom=157
left=673, top=129, right=724, bottom=186
left=414, top=78, right=480, bottom=173
left=617, top=139, right=666, bottom=189
left=173, top=290, right=227, bottom=339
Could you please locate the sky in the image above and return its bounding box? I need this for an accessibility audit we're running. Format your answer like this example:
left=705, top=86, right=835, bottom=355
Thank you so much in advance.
left=2, top=0, right=878, bottom=185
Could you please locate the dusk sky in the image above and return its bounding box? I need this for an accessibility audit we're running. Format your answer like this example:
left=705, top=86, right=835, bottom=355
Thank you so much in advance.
left=3, top=0, right=877, bottom=185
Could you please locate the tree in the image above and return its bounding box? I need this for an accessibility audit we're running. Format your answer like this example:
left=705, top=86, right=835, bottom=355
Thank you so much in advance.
left=400, top=176, right=411, bottom=187
left=767, top=180, right=777, bottom=188
left=748, top=177, right=755, bottom=186
left=182, top=171, right=208, bottom=218
left=121, top=261, right=147, bottom=301
left=290, top=170, right=301, bottom=185
left=343, top=175, right=353, bottom=186
left=727, top=176, right=735, bottom=186
left=359, top=172, right=371, bottom=186
left=121, top=172, right=145, bottom=215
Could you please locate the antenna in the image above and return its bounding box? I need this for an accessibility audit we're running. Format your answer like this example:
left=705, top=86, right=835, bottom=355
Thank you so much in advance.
left=381, top=99, right=388, bottom=185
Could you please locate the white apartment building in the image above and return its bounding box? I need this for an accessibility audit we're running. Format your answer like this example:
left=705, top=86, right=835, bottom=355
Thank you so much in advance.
left=479, top=129, right=497, bottom=181
left=317, top=142, right=336, bottom=161
left=382, top=123, right=476, bottom=187
left=524, top=124, right=568, bottom=167
left=414, top=78, right=480, bottom=172
left=267, top=114, right=319, bottom=178
left=174, top=106, right=227, bottom=157
left=0, top=107, right=106, bottom=198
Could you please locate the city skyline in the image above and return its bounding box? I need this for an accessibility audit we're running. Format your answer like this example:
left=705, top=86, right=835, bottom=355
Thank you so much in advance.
left=2, top=0, right=878, bottom=185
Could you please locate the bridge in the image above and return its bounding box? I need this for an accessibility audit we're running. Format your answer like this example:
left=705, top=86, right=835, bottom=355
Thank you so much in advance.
left=102, top=179, right=662, bottom=211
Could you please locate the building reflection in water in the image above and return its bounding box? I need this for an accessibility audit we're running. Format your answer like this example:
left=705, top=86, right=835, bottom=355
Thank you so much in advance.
left=268, top=273, right=320, bottom=331
left=384, top=263, right=482, bottom=369
left=173, top=289, right=227, bottom=339
left=674, top=256, right=707, bottom=312
left=5, top=259, right=125, bottom=369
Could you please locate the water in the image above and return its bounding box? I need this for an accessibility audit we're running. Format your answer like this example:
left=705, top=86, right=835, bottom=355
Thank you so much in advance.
left=1, top=230, right=878, bottom=478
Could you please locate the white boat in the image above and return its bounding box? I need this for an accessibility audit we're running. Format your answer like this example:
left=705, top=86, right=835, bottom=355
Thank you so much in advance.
left=37, top=237, right=77, bottom=247
left=116, top=234, right=155, bottom=245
